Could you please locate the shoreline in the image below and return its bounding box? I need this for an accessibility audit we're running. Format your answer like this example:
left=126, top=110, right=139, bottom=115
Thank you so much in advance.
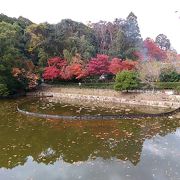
left=0, top=92, right=26, bottom=99
left=27, top=86, right=180, bottom=109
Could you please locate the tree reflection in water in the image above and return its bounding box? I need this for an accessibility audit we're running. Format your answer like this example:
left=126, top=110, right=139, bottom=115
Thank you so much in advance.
left=0, top=98, right=180, bottom=170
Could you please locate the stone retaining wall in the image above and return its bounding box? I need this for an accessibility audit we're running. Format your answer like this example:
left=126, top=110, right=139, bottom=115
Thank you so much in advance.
left=27, top=87, right=180, bottom=109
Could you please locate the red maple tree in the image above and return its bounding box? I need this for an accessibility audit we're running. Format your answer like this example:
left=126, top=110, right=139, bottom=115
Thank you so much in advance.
left=43, top=54, right=138, bottom=81
left=43, top=56, right=87, bottom=80
left=43, top=57, right=66, bottom=80
left=43, top=66, right=61, bottom=80
left=109, top=58, right=137, bottom=74
left=143, top=38, right=167, bottom=60
left=87, top=54, right=110, bottom=76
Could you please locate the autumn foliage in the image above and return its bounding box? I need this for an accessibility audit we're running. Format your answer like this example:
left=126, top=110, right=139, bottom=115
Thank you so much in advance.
left=43, top=56, right=87, bottom=80
left=109, top=58, right=137, bottom=75
left=42, top=66, right=60, bottom=80
left=12, top=67, right=39, bottom=89
left=87, top=54, right=110, bottom=76
left=43, top=54, right=137, bottom=81
left=143, top=38, right=167, bottom=60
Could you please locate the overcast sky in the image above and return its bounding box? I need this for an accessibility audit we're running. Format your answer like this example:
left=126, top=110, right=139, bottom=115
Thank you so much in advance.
left=0, top=0, right=180, bottom=53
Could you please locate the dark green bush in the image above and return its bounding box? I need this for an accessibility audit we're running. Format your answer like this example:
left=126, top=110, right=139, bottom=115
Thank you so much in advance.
left=155, top=82, right=180, bottom=89
left=0, top=84, right=9, bottom=96
left=159, top=71, right=180, bottom=82
left=82, top=82, right=114, bottom=89
left=175, top=86, right=180, bottom=91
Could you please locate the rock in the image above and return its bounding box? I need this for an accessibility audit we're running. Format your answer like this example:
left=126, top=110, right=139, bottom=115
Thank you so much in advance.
left=125, top=109, right=131, bottom=112
left=174, top=113, right=180, bottom=119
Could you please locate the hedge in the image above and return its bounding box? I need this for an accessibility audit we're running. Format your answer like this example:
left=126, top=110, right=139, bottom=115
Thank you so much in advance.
left=155, top=82, right=180, bottom=90
left=48, top=82, right=114, bottom=89
left=45, top=81, right=180, bottom=91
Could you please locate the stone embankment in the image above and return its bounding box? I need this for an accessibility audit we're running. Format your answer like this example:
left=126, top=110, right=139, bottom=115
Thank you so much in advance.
left=27, top=86, right=180, bottom=109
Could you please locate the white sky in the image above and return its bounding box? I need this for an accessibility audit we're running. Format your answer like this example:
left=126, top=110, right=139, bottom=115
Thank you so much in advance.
left=0, top=0, right=180, bottom=53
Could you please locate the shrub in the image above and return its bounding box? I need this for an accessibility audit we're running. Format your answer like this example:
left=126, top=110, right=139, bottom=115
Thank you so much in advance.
left=114, top=71, right=140, bottom=91
left=155, top=82, right=180, bottom=89
left=160, top=70, right=180, bottom=82
left=175, top=86, right=180, bottom=92
left=82, top=82, right=114, bottom=89
left=0, top=84, right=9, bottom=97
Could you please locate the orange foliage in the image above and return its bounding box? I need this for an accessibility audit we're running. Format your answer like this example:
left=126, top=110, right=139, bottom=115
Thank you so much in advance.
left=109, top=58, right=137, bottom=75
left=12, top=68, right=21, bottom=77
left=12, top=67, right=39, bottom=89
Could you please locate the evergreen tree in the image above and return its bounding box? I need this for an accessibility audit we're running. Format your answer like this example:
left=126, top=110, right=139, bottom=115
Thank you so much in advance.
left=155, top=34, right=171, bottom=50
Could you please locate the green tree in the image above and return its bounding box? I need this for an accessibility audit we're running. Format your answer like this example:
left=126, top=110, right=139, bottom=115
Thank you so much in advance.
left=123, top=12, right=142, bottom=60
left=63, top=49, right=73, bottom=64
left=108, top=13, right=142, bottom=60
left=125, top=12, right=142, bottom=46
left=25, top=23, right=51, bottom=64
left=114, top=70, right=139, bottom=91
left=53, top=19, right=98, bottom=59
left=38, top=48, right=49, bottom=67
left=155, top=34, right=171, bottom=50
left=0, top=68, right=23, bottom=95
left=109, top=30, right=126, bottom=58
left=0, top=20, right=35, bottom=95
left=0, top=21, right=24, bottom=67
left=0, top=84, right=9, bottom=96
left=160, top=70, right=180, bottom=82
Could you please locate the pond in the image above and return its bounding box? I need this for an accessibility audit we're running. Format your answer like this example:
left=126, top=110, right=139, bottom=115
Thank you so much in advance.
left=0, top=97, right=180, bottom=180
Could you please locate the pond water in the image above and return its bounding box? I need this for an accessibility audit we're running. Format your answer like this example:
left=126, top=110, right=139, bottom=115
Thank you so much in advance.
left=0, top=98, right=180, bottom=180
left=19, top=97, right=171, bottom=116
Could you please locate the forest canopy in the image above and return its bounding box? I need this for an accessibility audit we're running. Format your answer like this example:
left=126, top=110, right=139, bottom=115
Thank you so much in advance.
left=0, top=13, right=179, bottom=96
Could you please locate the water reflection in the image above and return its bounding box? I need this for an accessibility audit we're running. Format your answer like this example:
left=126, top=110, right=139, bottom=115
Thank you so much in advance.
left=0, top=98, right=180, bottom=179
left=20, top=97, right=172, bottom=116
